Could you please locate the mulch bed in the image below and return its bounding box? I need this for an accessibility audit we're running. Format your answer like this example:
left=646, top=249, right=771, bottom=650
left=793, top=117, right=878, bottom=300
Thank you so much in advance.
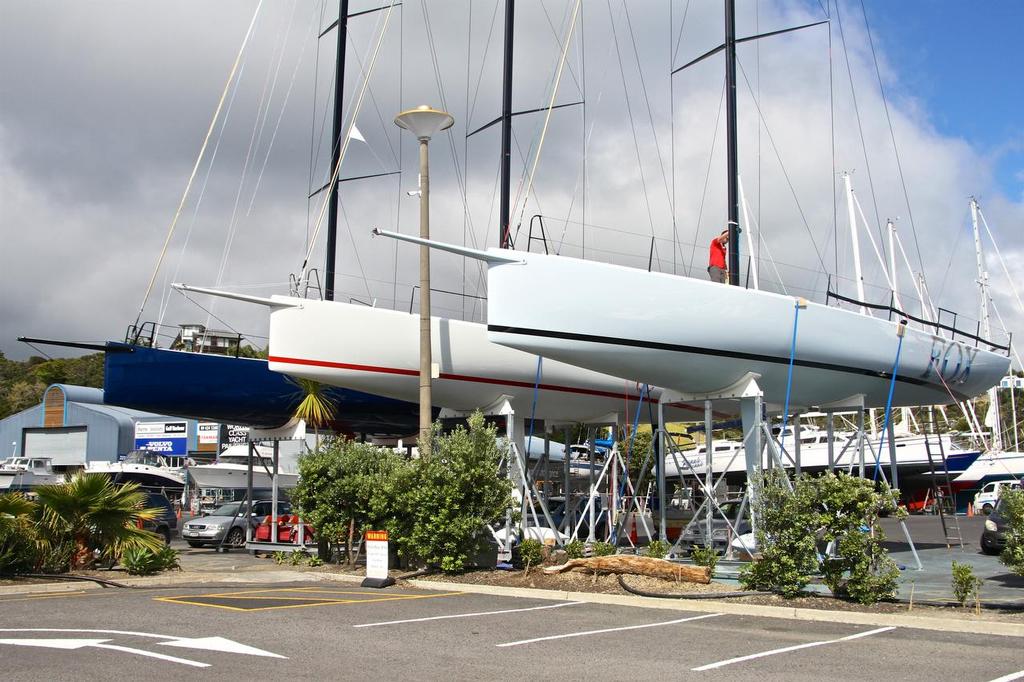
left=420, top=567, right=1024, bottom=623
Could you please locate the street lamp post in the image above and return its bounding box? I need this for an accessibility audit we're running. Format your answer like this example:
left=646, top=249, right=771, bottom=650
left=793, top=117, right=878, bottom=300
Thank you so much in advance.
left=394, top=105, right=454, bottom=457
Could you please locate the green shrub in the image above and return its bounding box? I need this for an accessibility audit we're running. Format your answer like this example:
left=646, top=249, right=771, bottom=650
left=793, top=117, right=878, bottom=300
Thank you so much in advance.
left=518, top=539, right=544, bottom=570
left=121, top=545, right=180, bottom=575
left=645, top=539, right=669, bottom=559
left=396, top=413, right=514, bottom=573
left=307, top=555, right=323, bottom=567
left=740, top=470, right=817, bottom=597
left=272, top=551, right=289, bottom=565
left=999, top=488, right=1024, bottom=576
left=590, top=541, right=616, bottom=557
left=690, top=545, right=719, bottom=576
left=289, top=549, right=311, bottom=566
left=563, top=539, right=585, bottom=559
left=951, top=560, right=983, bottom=606
left=740, top=471, right=900, bottom=603
left=292, top=438, right=412, bottom=565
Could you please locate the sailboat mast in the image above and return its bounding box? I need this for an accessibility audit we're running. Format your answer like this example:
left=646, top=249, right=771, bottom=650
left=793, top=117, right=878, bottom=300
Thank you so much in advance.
left=499, top=0, right=515, bottom=248
left=724, top=0, right=740, bottom=285
left=325, top=0, right=351, bottom=301
left=971, top=196, right=1002, bottom=450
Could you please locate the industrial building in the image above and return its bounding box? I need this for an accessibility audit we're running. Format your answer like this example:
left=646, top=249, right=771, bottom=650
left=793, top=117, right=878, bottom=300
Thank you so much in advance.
left=0, top=384, right=223, bottom=472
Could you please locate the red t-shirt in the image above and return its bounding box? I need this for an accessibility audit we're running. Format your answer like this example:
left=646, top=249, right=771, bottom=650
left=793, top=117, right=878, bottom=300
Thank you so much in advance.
left=709, top=238, right=726, bottom=269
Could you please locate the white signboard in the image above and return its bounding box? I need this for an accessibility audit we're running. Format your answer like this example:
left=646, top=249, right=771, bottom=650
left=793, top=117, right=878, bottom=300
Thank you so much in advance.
left=197, top=422, right=219, bottom=445
left=364, top=530, right=389, bottom=580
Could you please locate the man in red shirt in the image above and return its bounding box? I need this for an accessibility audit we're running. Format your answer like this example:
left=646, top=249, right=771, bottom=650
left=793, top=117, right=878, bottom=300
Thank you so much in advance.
left=707, top=229, right=729, bottom=283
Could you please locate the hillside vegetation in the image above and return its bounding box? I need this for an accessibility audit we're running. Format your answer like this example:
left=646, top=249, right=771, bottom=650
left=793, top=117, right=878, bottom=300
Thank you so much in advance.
left=0, top=352, right=104, bottom=420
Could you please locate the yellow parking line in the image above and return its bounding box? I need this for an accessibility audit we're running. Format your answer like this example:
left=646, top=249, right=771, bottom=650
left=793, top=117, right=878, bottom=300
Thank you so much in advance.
left=153, top=590, right=463, bottom=612
left=153, top=597, right=254, bottom=612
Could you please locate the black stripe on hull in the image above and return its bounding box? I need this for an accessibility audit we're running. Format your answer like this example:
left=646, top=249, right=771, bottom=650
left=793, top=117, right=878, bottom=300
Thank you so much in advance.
left=487, top=324, right=966, bottom=401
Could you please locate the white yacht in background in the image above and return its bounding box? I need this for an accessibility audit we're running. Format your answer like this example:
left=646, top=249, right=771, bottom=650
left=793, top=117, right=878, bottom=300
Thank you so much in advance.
left=187, top=444, right=299, bottom=490
left=87, top=450, right=186, bottom=491
left=0, top=457, right=64, bottom=490
left=663, top=426, right=980, bottom=480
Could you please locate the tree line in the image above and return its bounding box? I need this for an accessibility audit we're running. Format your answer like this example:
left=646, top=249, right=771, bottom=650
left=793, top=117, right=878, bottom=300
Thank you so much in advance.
left=0, top=352, right=104, bottom=420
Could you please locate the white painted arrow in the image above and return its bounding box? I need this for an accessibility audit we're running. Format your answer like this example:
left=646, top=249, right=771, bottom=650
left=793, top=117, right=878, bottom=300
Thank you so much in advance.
left=0, top=638, right=210, bottom=668
left=158, top=636, right=287, bottom=659
left=0, top=638, right=109, bottom=650
left=0, top=628, right=286, bottom=660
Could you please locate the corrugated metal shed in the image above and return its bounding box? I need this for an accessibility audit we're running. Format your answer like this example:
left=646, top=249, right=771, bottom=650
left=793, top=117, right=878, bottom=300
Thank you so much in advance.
left=0, top=384, right=172, bottom=465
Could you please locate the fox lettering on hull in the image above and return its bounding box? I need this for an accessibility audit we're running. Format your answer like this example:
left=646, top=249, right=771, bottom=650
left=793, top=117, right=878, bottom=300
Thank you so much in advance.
left=922, top=337, right=977, bottom=385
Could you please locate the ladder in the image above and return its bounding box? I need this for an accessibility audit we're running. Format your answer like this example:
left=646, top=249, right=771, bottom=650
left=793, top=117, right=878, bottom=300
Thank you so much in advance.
left=924, top=410, right=963, bottom=549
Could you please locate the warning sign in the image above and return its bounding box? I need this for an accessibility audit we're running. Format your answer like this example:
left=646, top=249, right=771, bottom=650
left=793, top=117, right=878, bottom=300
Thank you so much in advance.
left=365, top=530, right=389, bottom=581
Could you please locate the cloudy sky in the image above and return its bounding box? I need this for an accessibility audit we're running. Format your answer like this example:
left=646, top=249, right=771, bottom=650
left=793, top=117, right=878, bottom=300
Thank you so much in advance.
left=1, top=0, right=1021, bottom=366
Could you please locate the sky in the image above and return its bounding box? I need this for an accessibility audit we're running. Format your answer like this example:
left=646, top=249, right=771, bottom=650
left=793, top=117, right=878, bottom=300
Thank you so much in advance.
left=1, top=0, right=1021, bottom=369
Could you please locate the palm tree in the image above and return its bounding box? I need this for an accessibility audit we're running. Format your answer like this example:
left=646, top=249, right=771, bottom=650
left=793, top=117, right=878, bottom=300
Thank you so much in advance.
left=0, top=492, right=38, bottom=574
left=290, top=377, right=337, bottom=448
left=34, top=473, right=165, bottom=570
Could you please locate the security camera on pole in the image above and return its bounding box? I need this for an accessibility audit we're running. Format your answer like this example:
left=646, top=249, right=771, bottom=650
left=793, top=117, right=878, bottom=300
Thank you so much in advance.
left=394, top=105, right=454, bottom=457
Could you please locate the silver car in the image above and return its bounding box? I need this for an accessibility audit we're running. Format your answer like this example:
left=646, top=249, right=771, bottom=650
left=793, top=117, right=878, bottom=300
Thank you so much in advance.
left=182, top=500, right=290, bottom=548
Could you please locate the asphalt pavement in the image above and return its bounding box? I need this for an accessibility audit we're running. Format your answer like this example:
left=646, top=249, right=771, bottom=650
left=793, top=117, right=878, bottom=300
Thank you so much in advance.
left=0, top=581, right=1020, bottom=681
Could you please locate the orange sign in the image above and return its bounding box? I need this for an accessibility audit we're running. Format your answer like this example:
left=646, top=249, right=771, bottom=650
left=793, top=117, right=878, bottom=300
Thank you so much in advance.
left=365, top=530, right=388, bottom=542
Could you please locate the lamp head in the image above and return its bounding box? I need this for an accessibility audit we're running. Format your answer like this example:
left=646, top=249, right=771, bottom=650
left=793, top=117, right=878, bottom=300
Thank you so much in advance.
left=394, top=105, right=454, bottom=140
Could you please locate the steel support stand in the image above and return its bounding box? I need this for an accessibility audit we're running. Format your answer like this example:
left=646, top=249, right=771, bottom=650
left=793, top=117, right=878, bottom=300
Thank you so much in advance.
left=826, top=410, right=835, bottom=472
left=271, top=441, right=280, bottom=544
left=886, top=418, right=899, bottom=490
left=657, top=400, right=668, bottom=542
left=794, top=413, right=802, bottom=476
left=704, top=400, right=713, bottom=546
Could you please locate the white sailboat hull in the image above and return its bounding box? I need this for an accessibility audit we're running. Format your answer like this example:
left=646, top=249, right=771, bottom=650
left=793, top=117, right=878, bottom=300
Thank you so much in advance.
left=86, top=462, right=185, bottom=489
left=265, top=298, right=710, bottom=424
left=0, top=471, right=63, bottom=490
left=187, top=463, right=298, bottom=490
left=664, top=435, right=974, bottom=478
left=484, top=252, right=1010, bottom=410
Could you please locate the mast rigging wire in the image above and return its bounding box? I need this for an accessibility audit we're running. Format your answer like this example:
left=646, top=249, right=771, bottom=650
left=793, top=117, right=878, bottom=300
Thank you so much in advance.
left=300, top=0, right=397, bottom=285
left=512, top=0, right=583, bottom=236
left=735, top=59, right=829, bottom=276
left=133, top=0, right=265, bottom=331
left=858, top=0, right=926, bottom=281
left=685, top=79, right=726, bottom=277
left=832, top=1, right=887, bottom=266
left=606, top=0, right=658, bottom=245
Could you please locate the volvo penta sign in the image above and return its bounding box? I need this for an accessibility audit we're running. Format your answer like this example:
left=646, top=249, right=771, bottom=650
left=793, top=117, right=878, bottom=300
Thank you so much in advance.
left=134, top=421, right=188, bottom=455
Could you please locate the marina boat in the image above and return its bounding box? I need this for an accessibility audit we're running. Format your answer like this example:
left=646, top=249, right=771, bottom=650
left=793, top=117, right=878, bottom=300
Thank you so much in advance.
left=0, top=457, right=64, bottom=490
left=187, top=445, right=299, bottom=490
left=663, top=426, right=981, bottom=481
left=87, top=450, right=186, bottom=491
left=950, top=450, right=1024, bottom=496
left=374, top=0, right=1011, bottom=416
left=374, top=238, right=1010, bottom=413
left=174, top=288, right=714, bottom=426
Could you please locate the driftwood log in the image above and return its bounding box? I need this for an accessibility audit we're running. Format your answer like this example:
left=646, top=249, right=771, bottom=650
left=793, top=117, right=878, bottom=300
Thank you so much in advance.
left=542, top=555, right=710, bottom=584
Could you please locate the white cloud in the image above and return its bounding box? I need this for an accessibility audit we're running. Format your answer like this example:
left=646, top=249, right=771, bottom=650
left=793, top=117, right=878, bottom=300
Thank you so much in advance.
left=1, top=0, right=1021, bottom=371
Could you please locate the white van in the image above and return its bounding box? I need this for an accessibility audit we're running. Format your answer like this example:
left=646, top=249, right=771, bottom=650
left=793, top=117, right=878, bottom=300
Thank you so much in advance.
left=973, top=480, right=1022, bottom=515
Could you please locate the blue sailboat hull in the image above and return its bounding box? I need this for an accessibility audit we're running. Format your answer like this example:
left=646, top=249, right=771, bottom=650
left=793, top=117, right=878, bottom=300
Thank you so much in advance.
left=103, top=343, right=422, bottom=435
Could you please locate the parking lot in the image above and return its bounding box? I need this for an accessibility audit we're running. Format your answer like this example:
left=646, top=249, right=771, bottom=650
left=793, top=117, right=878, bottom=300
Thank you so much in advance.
left=0, top=582, right=1020, bottom=680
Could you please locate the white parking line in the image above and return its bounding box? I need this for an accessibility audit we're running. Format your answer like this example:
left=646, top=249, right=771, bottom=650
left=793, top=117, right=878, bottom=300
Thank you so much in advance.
left=988, top=671, right=1024, bottom=682
left=353, top=601, right=583, bottom=628
left=691, top=626, right=896, bottom=671
left=496, top=613, right=723, bottom=648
